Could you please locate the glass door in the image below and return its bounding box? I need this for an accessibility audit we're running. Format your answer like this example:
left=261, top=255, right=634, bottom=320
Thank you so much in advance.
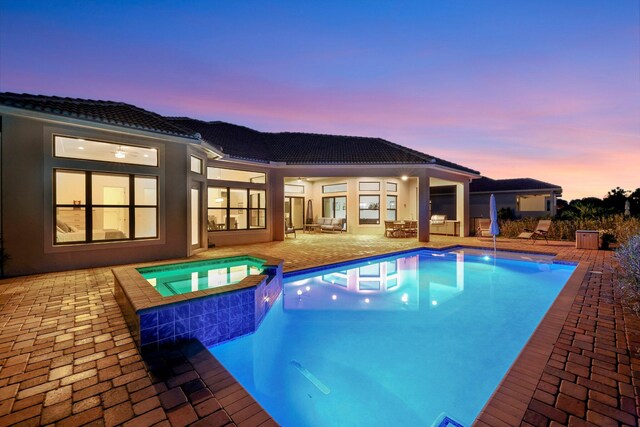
left=285, top=197, right=305, bottom=229
left=322, top=196, right=347, bottom=231
left=191, top=187, right=201, bottom=248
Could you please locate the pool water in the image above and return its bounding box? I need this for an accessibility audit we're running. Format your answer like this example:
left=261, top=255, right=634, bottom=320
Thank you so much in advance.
left=138, top=257, right=264, bottom=297
left=210, top=249, right=576, bottom=426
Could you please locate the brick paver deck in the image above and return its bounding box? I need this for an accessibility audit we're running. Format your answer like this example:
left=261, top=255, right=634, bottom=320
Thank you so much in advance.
left=0, top=234, right=638, bottom=426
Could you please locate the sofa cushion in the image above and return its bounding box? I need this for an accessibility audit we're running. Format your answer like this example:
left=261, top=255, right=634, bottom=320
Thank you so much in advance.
left=430, top=214, right=446, bottom=225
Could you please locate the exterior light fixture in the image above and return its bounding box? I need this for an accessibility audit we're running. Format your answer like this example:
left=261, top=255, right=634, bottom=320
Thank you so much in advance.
left=297, top=177, right=302, bottom=183
left=115, top=147, right=126, bottom=159
left=78, top=146, right=85, bottom=150
left=401, top=175, right=408, bottom=181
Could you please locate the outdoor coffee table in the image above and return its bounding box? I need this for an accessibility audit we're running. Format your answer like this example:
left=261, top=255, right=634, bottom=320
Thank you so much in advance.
left=303, top=223, right=321, bottom=233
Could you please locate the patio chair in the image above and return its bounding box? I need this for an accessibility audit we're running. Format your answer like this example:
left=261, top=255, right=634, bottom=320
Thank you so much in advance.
left=384, top=221, right=396, bottom=238
left=285, top=219, right=296, bottom=238
left=408, top=220, right=418, bottom=237
left=476, top=219, right=492, bottom=239
left=401, top=221, right=415, bottom=237
left=518, top=219, right=551, bottom=244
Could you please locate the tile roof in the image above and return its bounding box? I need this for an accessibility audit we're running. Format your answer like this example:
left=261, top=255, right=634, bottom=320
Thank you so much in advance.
left=168, top=118, right=273, bottom=163
left=0, top=92, right=199, bottom=139
left=470, top=177, right=562, bottom=192
left=168, top=118, right=480, bottom=174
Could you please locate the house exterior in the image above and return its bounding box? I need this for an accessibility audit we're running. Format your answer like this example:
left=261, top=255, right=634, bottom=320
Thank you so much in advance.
left=0, top=92, right=482, bottom=276
left=430, top=177, right=563, bottom=221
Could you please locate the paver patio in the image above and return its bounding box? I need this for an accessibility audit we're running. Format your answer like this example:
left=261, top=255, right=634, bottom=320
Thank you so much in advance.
left=0, top=234, right=638, bottom=426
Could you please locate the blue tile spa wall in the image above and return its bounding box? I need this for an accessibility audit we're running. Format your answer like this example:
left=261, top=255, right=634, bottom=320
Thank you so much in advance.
left=138, top=274, right=283, bottom=353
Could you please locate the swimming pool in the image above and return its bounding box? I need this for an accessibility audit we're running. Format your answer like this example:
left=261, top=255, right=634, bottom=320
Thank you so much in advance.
left=138, top=256, right=265, bottom=296
left=210, top=248, right=576, bottom=426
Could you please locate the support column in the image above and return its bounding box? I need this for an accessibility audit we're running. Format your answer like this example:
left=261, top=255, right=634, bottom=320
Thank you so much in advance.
left=456, top=181, right=470, bottom=236
left=271, top=170, right=285, bottom=241
left=417, top=172, right=430, bottom=242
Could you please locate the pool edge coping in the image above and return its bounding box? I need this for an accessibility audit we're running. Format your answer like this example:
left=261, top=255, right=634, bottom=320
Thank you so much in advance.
left=472, top=260, right=589, bottom=426
left=113, top=252, right=284, bottom=312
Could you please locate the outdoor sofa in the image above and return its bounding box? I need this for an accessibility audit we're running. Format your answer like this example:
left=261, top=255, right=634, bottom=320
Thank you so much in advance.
left=317, top=217, right=344, bottom=232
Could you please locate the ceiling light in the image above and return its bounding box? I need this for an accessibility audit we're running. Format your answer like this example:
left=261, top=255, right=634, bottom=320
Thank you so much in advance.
left=215, top=197, right=224, bottom=203
left=78, top=146, right=85, bottom=150
left=297, top=177, right=302, bottom=183
left=401, top=175, right=408, bottom=181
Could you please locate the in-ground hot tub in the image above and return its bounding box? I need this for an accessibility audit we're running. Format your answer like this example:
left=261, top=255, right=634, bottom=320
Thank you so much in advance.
left=113, top=254, right=283, bottom=353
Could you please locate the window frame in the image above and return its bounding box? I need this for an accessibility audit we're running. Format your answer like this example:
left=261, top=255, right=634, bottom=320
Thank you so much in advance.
left=322, top=183, right=347, bottom=194
left=207, top=186, right=267, bottom=231
left=386, top=182, right=398, bottom=192
left=54, top=169, right=159, bottom=245
left=190, top=155, right=204, bottom=174
left=358, top=181, right=380, bottom=192
left=359, top=194, right=380, bottom=225
left=53, top=134, right=159, bottom=167
left=386, top=195, right=397, bottom=221
left=285, top=184, right=305, bottom=194
left=207, top=167, right=266, bottom=184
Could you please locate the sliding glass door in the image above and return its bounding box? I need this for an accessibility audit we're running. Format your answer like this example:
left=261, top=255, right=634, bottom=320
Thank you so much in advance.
left=322, top=196, right=347, bottom=231
left=285, top=197, right=305, bottom=229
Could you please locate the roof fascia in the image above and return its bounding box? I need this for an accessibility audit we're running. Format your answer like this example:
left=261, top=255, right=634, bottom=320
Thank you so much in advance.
left=0, top=105, right=199, bottom=145
left=472, top=188, right=563, bottom=195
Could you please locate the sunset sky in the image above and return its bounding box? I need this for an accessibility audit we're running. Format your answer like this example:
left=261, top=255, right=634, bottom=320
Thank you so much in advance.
left=1, top=1, right=638, bottom=200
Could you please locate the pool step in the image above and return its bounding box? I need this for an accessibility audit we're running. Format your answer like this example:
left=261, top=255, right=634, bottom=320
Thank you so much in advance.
left=432, top=412, right=465, bottom=427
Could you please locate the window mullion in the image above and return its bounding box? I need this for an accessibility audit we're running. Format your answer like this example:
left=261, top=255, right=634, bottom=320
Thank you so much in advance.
left=86, top=172, right=92, bottom=242
left=129, top=175, right=135, bottom=239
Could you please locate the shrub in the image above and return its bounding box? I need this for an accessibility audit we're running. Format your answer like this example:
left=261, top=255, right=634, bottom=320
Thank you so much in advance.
left=615, top=234, right=640, bottom=316
left=497, top=215, right=640, bottom=245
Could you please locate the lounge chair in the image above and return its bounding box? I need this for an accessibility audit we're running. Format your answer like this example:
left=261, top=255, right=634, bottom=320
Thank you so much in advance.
left=518, top=219, right=551, bottom=244
left=476, top=219, right=492, bottom=239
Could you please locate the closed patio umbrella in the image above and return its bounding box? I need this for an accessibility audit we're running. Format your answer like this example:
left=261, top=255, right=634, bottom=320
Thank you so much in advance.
left=625, top=200, right=630, bottom=216
left=490, top=194, right=500, bottom=253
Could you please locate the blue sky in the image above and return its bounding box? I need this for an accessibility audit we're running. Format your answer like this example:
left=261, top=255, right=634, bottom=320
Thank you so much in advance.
left=1, top=0, right=638, bottom=199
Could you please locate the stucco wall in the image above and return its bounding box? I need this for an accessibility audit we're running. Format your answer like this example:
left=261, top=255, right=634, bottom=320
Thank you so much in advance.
left=1, top=114, right=192, bottom=276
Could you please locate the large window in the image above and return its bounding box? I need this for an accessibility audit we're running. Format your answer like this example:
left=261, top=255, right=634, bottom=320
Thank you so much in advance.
left=54, top=136, right=158, bottom=166
left=359, top=195, right=380, bottom=224
left=387, top=195, right=397, bottom=221
left=54, top=170, right=157, bottom=244
left=207, top=167, right=265, bottom=183
left=208, top=187, right=266, bottom=231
